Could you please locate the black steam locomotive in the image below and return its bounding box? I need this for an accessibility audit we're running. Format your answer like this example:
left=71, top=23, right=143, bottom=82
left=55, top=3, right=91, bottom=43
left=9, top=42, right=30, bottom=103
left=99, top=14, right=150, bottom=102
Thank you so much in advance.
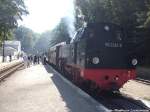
left=48, top=23, right=137, bottom=91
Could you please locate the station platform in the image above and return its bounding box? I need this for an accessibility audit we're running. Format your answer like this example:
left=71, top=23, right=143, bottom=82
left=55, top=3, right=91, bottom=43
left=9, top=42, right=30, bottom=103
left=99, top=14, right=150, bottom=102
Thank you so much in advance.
left=0, top=64, right=108, bottom=112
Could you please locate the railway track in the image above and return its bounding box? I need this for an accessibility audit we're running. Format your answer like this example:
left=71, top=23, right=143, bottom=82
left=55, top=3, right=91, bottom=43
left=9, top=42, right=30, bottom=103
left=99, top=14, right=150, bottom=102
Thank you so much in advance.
left=100, top=93, right=149, bottom=111
left=135, top=78, right=150, bottom=85
left=47, top=64, right=150, bottom=111
left=83, top=88, right=150, bottom=111
left=0, top=61, right=24, bottom=81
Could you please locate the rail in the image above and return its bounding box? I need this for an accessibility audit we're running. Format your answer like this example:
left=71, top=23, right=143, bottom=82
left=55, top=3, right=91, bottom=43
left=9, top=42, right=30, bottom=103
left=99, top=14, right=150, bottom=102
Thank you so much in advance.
left=0, top=61, right=24, bottom=81
left=136, top=78, right=150, bottom=85
left=47, top=64, right=150, bottom=110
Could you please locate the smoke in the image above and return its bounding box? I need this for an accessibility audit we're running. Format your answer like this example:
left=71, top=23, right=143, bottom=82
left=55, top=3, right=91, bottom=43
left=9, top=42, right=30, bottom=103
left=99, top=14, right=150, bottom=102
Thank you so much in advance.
left=64, top=0, right=76, bottom=38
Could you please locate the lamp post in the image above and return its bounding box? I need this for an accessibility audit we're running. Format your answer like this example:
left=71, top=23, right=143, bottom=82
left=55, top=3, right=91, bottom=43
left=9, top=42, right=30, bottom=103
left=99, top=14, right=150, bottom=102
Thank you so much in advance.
left=2, top=30, right=6, bottom=62
left=2, top=41, right=5, bottom=62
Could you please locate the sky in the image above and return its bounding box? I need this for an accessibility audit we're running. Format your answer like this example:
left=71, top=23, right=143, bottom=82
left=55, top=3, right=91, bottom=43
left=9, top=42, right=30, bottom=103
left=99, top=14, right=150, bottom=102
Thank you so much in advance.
left=19, top=0, right=75, bottom=33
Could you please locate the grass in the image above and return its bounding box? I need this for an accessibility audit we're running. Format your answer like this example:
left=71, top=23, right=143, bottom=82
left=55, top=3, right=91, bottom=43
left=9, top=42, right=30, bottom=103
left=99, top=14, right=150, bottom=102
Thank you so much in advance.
left=143, top=97, right=150, bottom=101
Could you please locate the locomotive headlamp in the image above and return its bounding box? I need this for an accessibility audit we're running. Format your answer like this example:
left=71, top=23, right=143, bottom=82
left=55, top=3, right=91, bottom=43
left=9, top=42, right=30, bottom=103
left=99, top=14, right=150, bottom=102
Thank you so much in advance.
left=104, top=25, right=110, bottom=31
left=92, top=57, right=99, bottom=64
left=115, top=76, right=119, bottom=81
left=132, top=59, right=138, bottom=66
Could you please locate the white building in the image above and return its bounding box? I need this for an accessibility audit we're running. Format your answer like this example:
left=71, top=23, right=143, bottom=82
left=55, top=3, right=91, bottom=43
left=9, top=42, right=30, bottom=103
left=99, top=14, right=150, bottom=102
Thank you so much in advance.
left=4, top=41, right=21, bottom=56
left=0, top=41, right=21, bottom=62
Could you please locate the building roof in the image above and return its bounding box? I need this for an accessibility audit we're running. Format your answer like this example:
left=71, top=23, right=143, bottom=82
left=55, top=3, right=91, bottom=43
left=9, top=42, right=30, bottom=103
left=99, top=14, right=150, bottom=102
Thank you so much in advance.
left=4, top=41, right=21, bottom=46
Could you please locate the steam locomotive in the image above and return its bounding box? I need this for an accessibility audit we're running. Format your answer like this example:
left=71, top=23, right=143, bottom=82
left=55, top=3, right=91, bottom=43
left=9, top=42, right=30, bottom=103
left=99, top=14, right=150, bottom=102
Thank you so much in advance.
left=47, top=23, right=137, bottom=91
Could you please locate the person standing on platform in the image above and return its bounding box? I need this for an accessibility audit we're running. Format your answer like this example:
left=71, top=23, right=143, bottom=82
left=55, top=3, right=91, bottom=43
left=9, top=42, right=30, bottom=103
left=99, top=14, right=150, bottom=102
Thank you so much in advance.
left=27, top=56, right=31, bottom=67
left=31, top=55, right=33, bottom=64
left=37, top=56, right=40, bottom=64
left=33, top=55, right=37, bottom=64
left=9, top=55, right=12, bottom=62
left=23, top=55, right=28, bottom=68
left=43, top=55, right=46, bottom=65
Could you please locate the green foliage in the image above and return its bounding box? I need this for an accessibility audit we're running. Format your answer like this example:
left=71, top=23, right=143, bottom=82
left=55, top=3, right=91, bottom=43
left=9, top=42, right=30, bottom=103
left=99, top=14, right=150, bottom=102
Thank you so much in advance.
left=14, top=26, right=38, bottom=53
left=34, top=18, right=71, bottom=54
left=14, top=18, right=71, bottom=55
left=50, top=18, right=71, bottom=46
left=144, top=0, right=150, bottom=27
left=34, top=31, right=52, bottom=54
left=75, top=0, right=150, bottom=28
left=0, top=0, right=28, bottom=46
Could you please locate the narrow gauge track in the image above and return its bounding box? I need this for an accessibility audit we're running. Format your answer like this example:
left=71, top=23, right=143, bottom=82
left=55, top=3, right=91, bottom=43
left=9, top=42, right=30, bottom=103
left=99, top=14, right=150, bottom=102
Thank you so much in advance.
left=49, top=64, right=150, bottom=111
left=0, top=62, right=24, bottom=81
left=80, top=86, right=149, bottom=111
left=135, top=78, right=150, bottom=85
left=90, top=91, right=150, bottom=111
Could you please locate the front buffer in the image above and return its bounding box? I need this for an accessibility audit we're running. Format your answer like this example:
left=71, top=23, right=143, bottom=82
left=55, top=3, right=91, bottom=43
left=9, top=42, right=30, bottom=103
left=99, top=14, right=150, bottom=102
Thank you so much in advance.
left=80, top=69, right=136, bottom=91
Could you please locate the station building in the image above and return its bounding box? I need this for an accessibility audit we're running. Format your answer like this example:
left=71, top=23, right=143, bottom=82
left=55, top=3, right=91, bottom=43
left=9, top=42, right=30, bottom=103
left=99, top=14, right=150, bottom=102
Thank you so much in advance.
left=0, top=41, right=21, bottom=61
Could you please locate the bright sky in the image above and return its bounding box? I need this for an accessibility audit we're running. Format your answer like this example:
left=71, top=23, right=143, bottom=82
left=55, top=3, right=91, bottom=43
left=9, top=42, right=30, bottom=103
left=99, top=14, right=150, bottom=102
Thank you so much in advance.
left=19, top=0, right=74, bottom=33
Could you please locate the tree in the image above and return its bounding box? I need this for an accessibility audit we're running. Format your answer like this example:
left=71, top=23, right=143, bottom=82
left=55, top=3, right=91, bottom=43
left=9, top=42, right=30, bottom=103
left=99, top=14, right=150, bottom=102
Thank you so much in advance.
left=49, top=18, right=71, bottom=47
left=0, top=0, right=28, bottom=45
left=14, top=26, right=38, bottom=53
left=34, top=31, right=52, bottom=54
left=75, top=0, right=150, bottom=29
left=33, top=18, right=71, bottom=54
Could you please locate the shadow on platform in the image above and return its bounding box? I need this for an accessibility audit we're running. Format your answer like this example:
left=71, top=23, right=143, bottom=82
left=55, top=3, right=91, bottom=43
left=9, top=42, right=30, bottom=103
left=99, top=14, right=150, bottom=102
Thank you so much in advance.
left=43, top=64, right=98, bottom=112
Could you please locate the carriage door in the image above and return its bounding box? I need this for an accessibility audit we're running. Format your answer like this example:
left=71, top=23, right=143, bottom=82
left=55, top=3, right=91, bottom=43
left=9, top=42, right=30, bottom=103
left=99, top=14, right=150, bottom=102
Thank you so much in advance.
left=73, top=42, right=77, bottom=64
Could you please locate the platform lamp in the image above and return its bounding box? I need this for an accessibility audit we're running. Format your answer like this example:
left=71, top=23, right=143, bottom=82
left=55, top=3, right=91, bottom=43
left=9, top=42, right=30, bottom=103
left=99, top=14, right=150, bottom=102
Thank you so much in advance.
left=2, top=29, right=6, bottom=62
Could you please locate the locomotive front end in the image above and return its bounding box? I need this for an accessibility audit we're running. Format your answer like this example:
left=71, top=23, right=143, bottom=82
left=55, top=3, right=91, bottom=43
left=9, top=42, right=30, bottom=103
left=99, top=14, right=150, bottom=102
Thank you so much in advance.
left=81, top=23, right=137, bottom=91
